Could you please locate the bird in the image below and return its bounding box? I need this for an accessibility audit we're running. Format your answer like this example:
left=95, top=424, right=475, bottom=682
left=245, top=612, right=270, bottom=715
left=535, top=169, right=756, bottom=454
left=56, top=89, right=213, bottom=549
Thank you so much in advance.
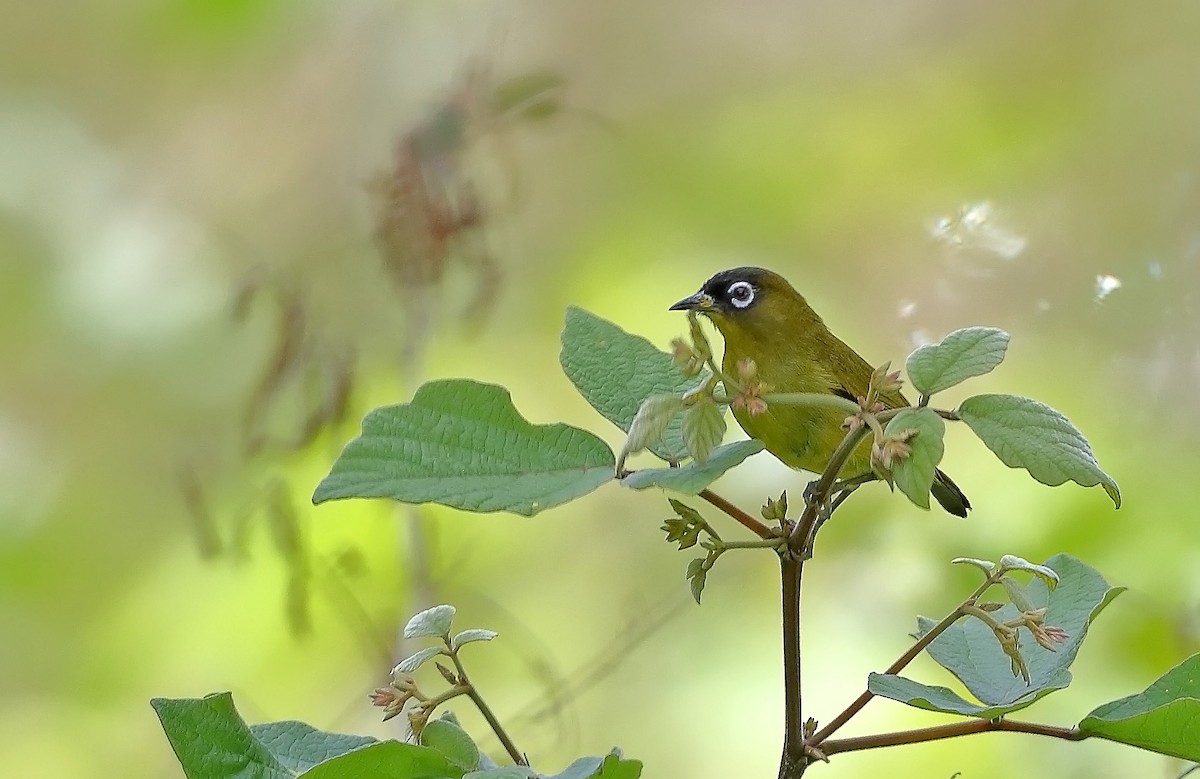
left=670, top=266, right=970, bottom=517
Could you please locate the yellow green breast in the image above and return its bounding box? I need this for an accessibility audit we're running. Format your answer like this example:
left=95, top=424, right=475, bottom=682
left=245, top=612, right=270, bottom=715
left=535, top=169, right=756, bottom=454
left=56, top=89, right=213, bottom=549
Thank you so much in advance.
left=720, top=332, right=874, bottom=478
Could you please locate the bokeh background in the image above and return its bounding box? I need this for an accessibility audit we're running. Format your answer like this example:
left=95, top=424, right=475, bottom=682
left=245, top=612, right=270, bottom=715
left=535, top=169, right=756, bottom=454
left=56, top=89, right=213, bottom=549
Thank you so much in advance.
left=3, top=1, right=1199, bottom=777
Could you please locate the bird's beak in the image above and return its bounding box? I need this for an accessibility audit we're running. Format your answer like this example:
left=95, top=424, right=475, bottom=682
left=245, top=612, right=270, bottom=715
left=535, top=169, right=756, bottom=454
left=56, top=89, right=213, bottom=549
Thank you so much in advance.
left=669, top=290, right=713, bottom=312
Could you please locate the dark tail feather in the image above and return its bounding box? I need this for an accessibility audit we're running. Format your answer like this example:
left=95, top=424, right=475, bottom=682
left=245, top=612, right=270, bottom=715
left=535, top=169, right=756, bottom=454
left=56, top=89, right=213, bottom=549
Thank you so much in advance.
left=932, top=469, right=970, bottom=517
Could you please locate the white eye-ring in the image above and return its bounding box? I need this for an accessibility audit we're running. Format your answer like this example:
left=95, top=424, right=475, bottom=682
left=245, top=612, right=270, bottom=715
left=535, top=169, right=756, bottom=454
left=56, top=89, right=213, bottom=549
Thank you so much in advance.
left=727, top=281, right=755, bottom=309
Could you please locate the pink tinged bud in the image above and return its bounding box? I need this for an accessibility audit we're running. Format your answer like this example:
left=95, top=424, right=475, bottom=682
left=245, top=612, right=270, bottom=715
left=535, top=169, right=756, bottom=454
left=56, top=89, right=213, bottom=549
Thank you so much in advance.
left=862, top=399, right=886, bottom=415
left=736, top=358, right=758, bottom=382
left=370, top=688, right=396, bottom=707
left=1030, top=623, right=1070, bottom=651
left=874, top=437, right=913, bottom=470
left=1044, top=626, right=1069, bottom=644
left=407, top=702, right=432, bottom=734
left=877, top=370, right=904, bottom=395
left=391, top=671, right=418, bottom=692
left=370, top=687, right=408, bottom=721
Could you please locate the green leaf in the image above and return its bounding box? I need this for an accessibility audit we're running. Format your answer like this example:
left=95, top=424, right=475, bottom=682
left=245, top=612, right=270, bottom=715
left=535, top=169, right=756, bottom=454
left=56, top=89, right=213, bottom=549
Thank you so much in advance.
left=916, top=554, right=1123, bottom=710
left=1079, top=654, right=1200, bottom=761
left=313, top=380, right=615, bottom=516
left=451, top=629, right=498, bottom=651
left=868, top=672, right=1054, bottom=719
left=560, top=307, right=704, bottom=462
left=151, top=693, right=386, bottom=779
left=302, top=741, right=459, bottom=779
left=592, top=753, right=643, bottom=779
left=999, top=577, right=1038, bottom=613
left=681, top=399, right=725, bottom=463
left=249, top=722, right=376, bottom=775
left=394, top=646, right=443, bottom=673
left=884, top=409, right=945, bottom=510
left=405, top=605, right=456, bottom=639
left=906, top=327, right=1010, bottom=396
left=421, top=718, right=479, bottom=771
left=619, top=394, right=685, bottom=463
left=463, top=769, right=536, bottom=779
left=668, top=498, right=704, bottom=525
left=958, top=393, right=1121, bottom=508
left=951, top=557, right=997, bottom=575
left=152, top=692, right=296, bottom=779
left=999, top=554, right=1059, bottom=589
left=686, top=558, right=707, bottom=604
left=621, top=440, right=765, bottom=494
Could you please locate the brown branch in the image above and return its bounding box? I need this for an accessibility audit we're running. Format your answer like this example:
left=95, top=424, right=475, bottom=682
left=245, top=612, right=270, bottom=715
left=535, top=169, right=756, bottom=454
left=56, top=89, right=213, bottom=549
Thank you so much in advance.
left=820, top=718, right=1087, bottom=756
left=787, top=425, right=869, bottom=552
left=779, top=556, right=804, bottom=777
left=698, top=488, right=774, bottom=539
left=778, top=422, right=873, bottom=778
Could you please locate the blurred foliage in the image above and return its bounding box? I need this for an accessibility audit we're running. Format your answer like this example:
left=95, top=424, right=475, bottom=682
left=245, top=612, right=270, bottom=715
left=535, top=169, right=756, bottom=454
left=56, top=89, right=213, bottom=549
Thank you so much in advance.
left=3, top=1, right=1200, bottom=778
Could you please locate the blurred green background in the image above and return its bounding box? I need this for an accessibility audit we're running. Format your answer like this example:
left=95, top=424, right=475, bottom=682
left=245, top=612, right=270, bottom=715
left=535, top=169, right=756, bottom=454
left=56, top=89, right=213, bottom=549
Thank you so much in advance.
left=3, top=1, right=1199, bottom=777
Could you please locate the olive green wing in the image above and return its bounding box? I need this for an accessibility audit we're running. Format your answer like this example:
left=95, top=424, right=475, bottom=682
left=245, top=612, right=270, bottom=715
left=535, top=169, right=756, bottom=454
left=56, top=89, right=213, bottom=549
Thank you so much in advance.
left=825, top=334, right=911, bottom=409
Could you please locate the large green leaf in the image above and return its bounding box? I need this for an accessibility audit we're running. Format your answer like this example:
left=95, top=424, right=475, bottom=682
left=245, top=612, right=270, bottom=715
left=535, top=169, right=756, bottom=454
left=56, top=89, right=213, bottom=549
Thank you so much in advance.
left=621, top=440, right=764, bottom=494
left=868, top=672, right=1061, bottom=719
left=958, top=393, right=1121, bottom=507
left=906, top=327, right=1009, bottom=396
left=151, top=693, right=382, bottom=779
left=546, top=753, right=643, bottom=779
left=250, top=722, right=378, bottom=775
left=153, top=693, right=296, bottom=779
left=560, top=306, right=702, bottom=462
left=872, top=555, right=1123, bottom=718
left=884, top=408, right=945, bottom=511
left=1079, top=654, right=1200, bottom=761
left=313, top=380, right=615, bottom=516
left=302, top=741, right=459, bottom=779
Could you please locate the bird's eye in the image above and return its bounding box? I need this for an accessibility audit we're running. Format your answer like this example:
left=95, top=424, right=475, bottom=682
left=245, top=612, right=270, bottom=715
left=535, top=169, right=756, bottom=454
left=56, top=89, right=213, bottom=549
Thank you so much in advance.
left=727, top=281, right=755, bottom=309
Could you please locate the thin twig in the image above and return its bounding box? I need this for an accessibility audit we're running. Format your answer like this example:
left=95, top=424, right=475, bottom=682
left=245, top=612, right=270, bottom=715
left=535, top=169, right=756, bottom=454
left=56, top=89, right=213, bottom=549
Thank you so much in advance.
left=447, top=648, right=526, bottom=765
left=698, top=489, right=774, bottom=539
left=820, top=717, right=1087, bottom=756
left=719, top=538, right=787, bottom=550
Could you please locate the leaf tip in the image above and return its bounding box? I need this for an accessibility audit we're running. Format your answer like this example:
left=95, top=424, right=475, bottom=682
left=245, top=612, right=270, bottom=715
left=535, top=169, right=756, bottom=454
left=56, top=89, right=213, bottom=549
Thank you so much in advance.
left=1104, top=481, right=1122, bottom=509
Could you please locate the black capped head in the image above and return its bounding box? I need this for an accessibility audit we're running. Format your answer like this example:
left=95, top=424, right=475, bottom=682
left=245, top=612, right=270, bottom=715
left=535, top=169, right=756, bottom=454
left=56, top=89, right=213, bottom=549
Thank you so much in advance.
left=669, top=266, right=781, bottom=315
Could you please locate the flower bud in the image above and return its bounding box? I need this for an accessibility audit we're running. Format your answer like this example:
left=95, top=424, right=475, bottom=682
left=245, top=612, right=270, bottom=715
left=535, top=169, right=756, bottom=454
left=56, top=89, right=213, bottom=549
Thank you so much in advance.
left=370, top=687, right=409, bottom=722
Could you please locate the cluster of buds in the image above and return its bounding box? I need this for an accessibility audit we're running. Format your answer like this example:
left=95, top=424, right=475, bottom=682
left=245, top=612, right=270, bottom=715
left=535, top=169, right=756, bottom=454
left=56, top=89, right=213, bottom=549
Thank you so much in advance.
left=369, top=670, right=425, bottom=723
left=731, top=359, right=772, bottom=416
left=865, top=361, right=903, bottom=410
left=662, top=499, right=707, bottom=550
left=760, top=491, right=789, bottom=525
left=870, top=428, right=919, bottom=478
left=964, top=603, right=1068, bottom=683
left=1012, top=608, right=1070, bottom=652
